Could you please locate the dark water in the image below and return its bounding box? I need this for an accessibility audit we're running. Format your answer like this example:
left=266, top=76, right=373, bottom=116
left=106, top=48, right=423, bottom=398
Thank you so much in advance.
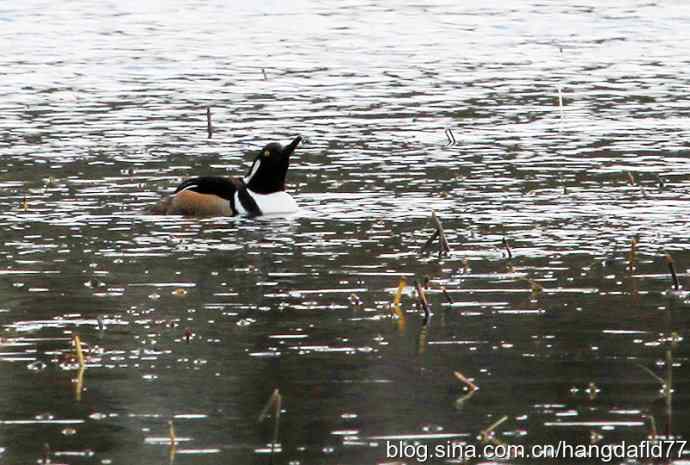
left=2, top=1, right=690, bottom=464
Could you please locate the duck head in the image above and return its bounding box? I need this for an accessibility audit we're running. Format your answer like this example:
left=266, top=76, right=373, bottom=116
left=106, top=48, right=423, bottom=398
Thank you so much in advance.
left=243, top=136, right=302, bottom=194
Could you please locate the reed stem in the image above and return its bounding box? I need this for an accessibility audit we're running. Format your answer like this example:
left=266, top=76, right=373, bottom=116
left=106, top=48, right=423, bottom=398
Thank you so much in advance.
left=414, top=279, right=430, bottom=325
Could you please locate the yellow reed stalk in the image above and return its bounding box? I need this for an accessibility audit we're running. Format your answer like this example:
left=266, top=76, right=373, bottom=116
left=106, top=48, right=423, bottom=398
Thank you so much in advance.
left=168, top=420, right=176, bottom=446
left=75, top=366, right=85, bottom=401
left=392, top=278, right=406, bottom=319
left=73, top=335, right=85, bottom=368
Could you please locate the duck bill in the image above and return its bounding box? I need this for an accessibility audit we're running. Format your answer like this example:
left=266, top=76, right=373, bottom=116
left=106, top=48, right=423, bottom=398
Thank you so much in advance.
left=282, top=136, right=302, bottom=156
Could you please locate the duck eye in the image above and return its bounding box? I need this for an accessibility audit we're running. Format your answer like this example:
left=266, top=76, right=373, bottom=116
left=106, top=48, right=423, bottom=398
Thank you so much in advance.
left=263, top=150, right=270, bottom=157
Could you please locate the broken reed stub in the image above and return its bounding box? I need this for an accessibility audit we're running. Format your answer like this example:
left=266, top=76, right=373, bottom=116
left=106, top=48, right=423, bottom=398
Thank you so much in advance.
left=206, top=107, right=213, bottom=139
left=420, top=211, right=451, bottom=257
left=453, top=370, right=479, bottom=391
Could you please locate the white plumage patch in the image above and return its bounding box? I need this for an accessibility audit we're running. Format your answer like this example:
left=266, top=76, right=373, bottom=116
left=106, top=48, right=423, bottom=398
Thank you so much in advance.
left=179, top=183, right=198, bottom=192
left=234, top=189, right=298, bottom=215
left=243, top=159, right=261, bottom=184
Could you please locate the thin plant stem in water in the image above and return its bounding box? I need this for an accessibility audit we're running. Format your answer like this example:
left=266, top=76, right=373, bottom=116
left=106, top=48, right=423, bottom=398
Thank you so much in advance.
left=627, top=235, right=639, bottom=272
left=414, top=279, right=431, bottom=325
left=74, top=366, right=85, bottom=401
left=636, top=363, right=664, bottom=385
left=421, top=229, right=440, bottom=255
left=73, top=335, right=85, bottom=368
left=42, top=443, right=50, bottom=465
left=168, top=420, right=177, bottom=465
left=168, top=420, right=176, bottom=446
left=206, top=107, right=213, bottom=139
left=666, top=350, right=673, bottom=436
left=259, top=389, right=282, bottom=463
left=441, top=287, right=453, bottom=304
left=445, top=128, right=456, bottom=145
left=647, top=415, right=657, bottom=441
left=480, top=415, right=508, bottom=443
left=431, top=211, right=451, bottom=256
left=665, top=253, right=680, bottom=290
left=502, top=237, right=512, bottom=260
left=656, top=175, right=665, bottom=191
left=557, top=85, right=564, bottom=120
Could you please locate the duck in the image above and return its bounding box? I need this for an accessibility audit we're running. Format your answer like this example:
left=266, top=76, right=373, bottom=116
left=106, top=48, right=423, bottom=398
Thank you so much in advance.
left=151, top=136, right=302, bottom=217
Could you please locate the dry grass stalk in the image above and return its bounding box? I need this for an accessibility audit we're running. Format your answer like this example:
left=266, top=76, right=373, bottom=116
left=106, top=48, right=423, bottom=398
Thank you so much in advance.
left=480, top=415, right=508, bottom=443
left=259, top=389, right=283, bottom=463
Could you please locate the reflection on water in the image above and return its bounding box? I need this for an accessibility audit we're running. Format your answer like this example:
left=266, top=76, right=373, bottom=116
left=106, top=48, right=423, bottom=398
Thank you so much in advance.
left=1, top=0, right=690, bottom=463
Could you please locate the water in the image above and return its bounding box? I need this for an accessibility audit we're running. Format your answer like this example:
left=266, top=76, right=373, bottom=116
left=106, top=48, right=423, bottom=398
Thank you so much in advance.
left=1, top=0, right=690, bottom=464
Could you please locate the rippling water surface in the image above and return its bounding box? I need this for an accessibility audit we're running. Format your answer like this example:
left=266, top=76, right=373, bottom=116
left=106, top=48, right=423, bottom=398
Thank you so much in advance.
left=2, top=1, right=690, bottom=464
